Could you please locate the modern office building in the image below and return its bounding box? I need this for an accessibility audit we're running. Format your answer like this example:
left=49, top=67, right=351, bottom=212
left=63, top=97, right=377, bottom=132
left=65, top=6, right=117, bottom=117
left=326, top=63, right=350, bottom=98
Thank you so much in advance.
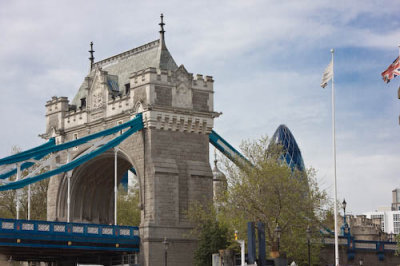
left=270, top=124, right=305, bottom=171
left=392, top=188, right=400, bottom=211
left=363, top=210, right=400, bottom=234
left=363, top=188, right=400, bottom=234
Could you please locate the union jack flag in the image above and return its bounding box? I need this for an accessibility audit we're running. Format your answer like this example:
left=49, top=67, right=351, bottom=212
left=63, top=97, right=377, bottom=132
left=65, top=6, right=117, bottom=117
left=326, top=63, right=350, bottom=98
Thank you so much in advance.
left=382, top=56, right=400, bottom=83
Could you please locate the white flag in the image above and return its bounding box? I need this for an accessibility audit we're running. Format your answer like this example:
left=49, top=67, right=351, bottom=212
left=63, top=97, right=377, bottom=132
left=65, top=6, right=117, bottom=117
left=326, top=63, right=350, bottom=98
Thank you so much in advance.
left=321, top=60, right=333, bottom=88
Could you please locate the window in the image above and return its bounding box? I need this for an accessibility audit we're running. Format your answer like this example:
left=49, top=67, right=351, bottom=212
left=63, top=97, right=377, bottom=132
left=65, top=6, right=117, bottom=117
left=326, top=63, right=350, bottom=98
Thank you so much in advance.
left=371, top=214, right=384, bottom=231
left=125, top=83, right=130, bottom=95
left=394, top=222, right=400, bottom=234
left=80, top=98, right=86, bottom=109
left=73, top=133, right=78, bottom=150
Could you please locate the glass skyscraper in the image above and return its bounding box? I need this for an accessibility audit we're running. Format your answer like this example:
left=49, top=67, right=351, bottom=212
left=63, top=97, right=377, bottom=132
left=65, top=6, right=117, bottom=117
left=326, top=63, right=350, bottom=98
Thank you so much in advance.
left=271, top=124, right=305, bottom=172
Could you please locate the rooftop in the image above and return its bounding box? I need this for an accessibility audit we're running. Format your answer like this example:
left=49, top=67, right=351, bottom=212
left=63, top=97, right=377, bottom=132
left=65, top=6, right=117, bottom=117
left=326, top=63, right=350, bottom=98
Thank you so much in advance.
left=72, top=15, right=177, bottom=106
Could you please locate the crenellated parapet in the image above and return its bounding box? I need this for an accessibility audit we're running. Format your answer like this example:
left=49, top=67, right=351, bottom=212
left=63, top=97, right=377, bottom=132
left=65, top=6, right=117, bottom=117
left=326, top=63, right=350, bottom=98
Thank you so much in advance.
left=142, top=110, right=213, bottom=134
left=43, top=64, right=218, bottom=143
left=44, top=96, right=69, bottom=141
left=130, top=65, right=214, bottom=112
left=130, top=67, right=214, bottom=92
left=65, top=109, right=88, bottom=130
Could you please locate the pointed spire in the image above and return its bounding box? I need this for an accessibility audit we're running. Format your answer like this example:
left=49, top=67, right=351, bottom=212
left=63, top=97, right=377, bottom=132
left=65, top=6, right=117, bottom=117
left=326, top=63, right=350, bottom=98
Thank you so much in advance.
left=159, top=13, right=166, bottom=47
left=89, top=42, right=95, bottom=70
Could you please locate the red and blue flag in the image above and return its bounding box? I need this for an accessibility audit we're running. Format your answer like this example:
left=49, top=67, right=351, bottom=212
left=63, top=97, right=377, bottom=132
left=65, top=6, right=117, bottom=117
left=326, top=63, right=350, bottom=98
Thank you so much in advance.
left=382, top=56, right=400, bottom=83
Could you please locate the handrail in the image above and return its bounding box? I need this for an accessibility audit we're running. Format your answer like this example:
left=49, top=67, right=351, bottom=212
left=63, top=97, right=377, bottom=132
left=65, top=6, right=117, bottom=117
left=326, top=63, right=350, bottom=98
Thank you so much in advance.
left=0, top=218, right=139, bottom=240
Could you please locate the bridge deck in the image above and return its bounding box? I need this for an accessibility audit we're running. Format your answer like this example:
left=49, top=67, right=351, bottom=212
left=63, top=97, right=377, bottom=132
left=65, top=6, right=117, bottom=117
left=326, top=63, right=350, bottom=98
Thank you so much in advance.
left=0, top=218, right=139, bottom=263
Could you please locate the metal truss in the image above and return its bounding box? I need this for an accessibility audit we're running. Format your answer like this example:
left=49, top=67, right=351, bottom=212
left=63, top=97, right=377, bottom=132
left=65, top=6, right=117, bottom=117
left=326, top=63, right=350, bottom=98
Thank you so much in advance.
left=0, top=113, right=143, bottom=191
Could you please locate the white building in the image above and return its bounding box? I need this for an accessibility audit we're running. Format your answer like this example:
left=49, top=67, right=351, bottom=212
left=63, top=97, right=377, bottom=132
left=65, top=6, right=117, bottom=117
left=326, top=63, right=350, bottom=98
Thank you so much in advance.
left=364, top=210, right=400, bottom=234
left=362, top=188, right=400, bottom=235
left=392, top=188, right=400, bottom=211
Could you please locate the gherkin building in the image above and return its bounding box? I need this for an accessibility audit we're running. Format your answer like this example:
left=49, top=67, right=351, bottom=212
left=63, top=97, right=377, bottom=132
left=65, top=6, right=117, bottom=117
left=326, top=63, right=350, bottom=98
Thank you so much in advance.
left=271, top=124, right=305, bottom=172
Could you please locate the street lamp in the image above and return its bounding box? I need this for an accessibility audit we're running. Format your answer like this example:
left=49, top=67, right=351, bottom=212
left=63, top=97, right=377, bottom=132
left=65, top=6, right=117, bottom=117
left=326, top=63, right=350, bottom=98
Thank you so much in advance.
left=342, top=199, right=347, bottom=224
left=163, top=237, right=169, bottom=266
left=275, top=224, right=281, bottom=252
left=306, top=225, right=311, bottom=266
left=342, top=198, right=351, bottom=237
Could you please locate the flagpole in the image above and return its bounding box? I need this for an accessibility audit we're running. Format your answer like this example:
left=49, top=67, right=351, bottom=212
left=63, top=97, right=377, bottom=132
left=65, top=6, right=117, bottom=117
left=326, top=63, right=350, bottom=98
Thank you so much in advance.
left=331, top=48, right=339, bottom=266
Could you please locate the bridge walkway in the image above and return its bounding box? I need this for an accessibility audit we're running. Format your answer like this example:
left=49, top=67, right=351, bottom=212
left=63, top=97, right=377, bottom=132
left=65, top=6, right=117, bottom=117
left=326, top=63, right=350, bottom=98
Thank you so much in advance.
left=0, top=218, right=139, bottom=264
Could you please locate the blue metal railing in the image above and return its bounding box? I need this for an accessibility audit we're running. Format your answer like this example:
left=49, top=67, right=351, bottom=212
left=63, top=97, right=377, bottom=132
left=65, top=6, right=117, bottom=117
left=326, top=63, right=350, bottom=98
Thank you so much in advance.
left=0, top=218, right=138, bottom=238
left=323, top=235, right=397, bottom=261
left=0, top=218, right=139, bottom=252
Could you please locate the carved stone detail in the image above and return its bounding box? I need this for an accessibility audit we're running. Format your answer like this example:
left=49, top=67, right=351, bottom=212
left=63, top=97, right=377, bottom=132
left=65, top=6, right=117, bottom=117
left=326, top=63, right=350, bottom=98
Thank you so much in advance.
left=142, top=110, right=213, bottom=134
left=172, top=65, right=193, bottom=109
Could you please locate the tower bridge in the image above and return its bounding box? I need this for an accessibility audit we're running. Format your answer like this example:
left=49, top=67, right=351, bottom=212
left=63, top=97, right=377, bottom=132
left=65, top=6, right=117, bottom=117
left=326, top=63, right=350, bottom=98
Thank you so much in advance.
left=0, top=14, right=397, bottom=266
left=0, top=14, right=245, bottom=265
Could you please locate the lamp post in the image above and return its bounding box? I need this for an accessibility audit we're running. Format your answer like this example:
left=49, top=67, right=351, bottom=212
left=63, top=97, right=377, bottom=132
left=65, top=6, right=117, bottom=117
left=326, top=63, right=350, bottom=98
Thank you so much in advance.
left=275, top=224, right=281, bottom=254
left=306, top=225, right=311, bottom=266
left=342, top=199, right=347, bottom=225
left=163, top=237, right=169, bottom=266
left=342, top=198, right=351, bottom=238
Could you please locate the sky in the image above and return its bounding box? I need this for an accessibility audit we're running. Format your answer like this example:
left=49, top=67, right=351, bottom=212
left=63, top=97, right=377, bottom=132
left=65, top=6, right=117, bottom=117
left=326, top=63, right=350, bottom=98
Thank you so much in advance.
left=0, top=0, right=400, bottom=214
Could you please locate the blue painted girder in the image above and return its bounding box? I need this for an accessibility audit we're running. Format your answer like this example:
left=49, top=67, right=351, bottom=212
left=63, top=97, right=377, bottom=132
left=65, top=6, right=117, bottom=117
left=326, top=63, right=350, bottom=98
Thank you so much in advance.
left=209, top=130, right=250, bottom=166
left=0, top=114, right=143, bottom=191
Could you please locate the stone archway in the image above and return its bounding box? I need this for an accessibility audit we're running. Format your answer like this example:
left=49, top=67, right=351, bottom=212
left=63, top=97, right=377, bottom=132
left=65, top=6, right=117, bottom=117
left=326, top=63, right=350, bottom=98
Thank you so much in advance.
left=55, top=149, right=138, bottom=224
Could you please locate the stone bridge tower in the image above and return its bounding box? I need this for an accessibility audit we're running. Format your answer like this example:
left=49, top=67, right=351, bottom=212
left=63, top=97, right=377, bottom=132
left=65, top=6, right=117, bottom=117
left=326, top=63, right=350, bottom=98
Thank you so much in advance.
left=42, top=15, right=218, bottom=266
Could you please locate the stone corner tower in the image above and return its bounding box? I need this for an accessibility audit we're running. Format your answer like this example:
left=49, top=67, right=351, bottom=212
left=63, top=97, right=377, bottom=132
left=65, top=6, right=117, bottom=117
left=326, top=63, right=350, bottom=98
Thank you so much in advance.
left=42, top=14, right=219, bottom=266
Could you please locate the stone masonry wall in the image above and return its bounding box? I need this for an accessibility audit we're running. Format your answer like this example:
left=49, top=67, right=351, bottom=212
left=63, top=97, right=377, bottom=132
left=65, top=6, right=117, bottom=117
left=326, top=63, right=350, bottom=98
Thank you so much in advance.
left=140, top=129, right=213, bottom=266
left=192, top=90, right=210, bottom=112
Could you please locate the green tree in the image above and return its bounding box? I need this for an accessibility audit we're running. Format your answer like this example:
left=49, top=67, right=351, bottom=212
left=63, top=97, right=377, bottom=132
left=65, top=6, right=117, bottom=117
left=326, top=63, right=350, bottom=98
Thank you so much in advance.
left=218, top=136, right=329, bottom=265
left=188, top=202, right=232, bottom=266
left=117, top=182, right=141, bottom=226
left=0, top=175, right=49, bottom=220
left=19, top=179, right=49, bottom=220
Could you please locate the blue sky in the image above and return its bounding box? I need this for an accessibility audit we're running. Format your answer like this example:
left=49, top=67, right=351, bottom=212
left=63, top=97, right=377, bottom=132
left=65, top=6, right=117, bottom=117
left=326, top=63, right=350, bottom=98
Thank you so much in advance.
left=0, top=0, right=400, bottom=214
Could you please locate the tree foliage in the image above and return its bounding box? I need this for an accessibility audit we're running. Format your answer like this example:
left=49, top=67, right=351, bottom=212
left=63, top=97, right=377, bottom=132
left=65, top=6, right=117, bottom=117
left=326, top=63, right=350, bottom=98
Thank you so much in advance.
left=0, top=146, right=49, bottom=220
left=214, top=136, right=330, bottom=265
left=188, top=202, right=232, bottom=266
left=117, top=182, right=141, bottom=226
